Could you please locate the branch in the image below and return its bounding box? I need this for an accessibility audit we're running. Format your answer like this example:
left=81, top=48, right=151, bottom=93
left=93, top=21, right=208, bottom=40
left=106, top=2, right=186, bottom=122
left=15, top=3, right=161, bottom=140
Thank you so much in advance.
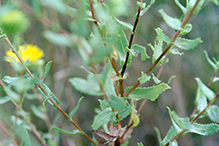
left=124, top=0, right=201, bottom=97
left=3, top=35, right=98, bottom=146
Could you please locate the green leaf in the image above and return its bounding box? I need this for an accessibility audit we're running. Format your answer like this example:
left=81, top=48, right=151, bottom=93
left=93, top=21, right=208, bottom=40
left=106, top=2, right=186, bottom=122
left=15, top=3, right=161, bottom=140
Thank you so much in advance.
left=189, top=123, right=219, bottom=136
left=203, top=50, right=218, bottom=71
left=137, top=2, right=146, bottom=8
left=51, top=126, right=83, bottom=135
left=213, top=77, right=219, bottom=83
left=167, top=107, right=182, bottom=133
left=171, top=110, right=192, bottom=130
left=131, top=44, right=150, bottom=61
left=108, top=95, right=126, bottom=111
left=69, top=74, right=102, bottom=96
left=98, top=61, right=111, bottom=85
left=30, top=105, right=46, bottom=120
left=180, top=24, right=192, bottom=35
left=68, top=97, right=84, bottom=120
left=138, top=72, right=151, bottom=85
left=169, top=140, right=178, bottom=146
left=103, top=76, right=117, bottom=97
left=167, top=75, right=176, bottom=85
left=152, top=73, right=161, bottom=84
left=154, top=127, right=162, bottom=145
left=137, top=142, right=144, bottom=146
left=44, top=31, right=73, bottom=47
left=161, top=126, right=178, bottom=146
left=4, top=87, right=19, bottom=102
left=40, top=61, right=52, bottom=84
left=139, top=0, right=155, bottom=16
left=174, top=0, right=186, bottom=13
left=91, top=45, right=112, bottom=64
left=195, top=78, right=216, bottom=102
left=114, top=17, right=133, bottom=30
left=2, top=76, right=19, bottom=86
left=175, top=37, right=202, bottom=50
left=117, top=102, right=133, bottom=121
left=0, top=96, right=10, bottom=104
left=16, top=124, right=31, bottom=146
left=43, top=0, right=67, bottom=14
left=38, top=83, right=60, bottom=107
left=116, top=28, right=129, bottom=54
left=98, top=99, right=110, bottom=111
left=169, top=49, right=183, bottom=55
left=149, top=28, right=165, bottom=66
left=126, top=83, right=170, bottom=101
left=206, top=105, right=219, bottom=123
left=187, top=0, right=206, bottom=14
left=92, top=108, right=116, bottom=130
left=158, top=9, right=182, bottom=30
left=210, top=0, right=219, bottom=5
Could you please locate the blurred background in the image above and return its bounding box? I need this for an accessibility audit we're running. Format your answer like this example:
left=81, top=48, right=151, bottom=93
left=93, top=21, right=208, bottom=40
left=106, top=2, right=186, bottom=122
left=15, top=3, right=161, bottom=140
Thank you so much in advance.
left=0, top=0, right=219, bottom=146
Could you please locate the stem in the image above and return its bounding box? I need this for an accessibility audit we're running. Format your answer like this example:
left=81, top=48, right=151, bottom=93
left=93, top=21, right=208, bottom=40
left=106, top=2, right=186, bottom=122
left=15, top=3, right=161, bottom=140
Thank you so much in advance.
left=4, top=35, right=97, bottom=146
left=125, top=0, right=201, bottom=97
left=89, top=0, right=99, bottom=27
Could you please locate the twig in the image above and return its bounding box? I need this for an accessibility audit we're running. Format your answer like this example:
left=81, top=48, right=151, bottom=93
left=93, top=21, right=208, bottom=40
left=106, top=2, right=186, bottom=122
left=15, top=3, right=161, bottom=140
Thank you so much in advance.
left=124, top=0, right=201, bottom=97
left=3, top=34, right=97, bottom=146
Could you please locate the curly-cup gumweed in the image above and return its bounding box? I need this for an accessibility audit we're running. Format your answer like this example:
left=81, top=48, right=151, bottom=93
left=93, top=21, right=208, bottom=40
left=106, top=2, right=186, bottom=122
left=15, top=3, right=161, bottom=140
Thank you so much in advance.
left=5, top=44, right=44, bottom=64
left=0, top=9, right=29, bottom=34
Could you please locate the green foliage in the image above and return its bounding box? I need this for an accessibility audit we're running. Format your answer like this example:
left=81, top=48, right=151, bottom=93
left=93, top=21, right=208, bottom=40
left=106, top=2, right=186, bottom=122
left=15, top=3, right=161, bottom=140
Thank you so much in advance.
left=126, top=83, right=170, bottom=101
left=68, top=96, right=84, bottom=120
left=0, top=0, right=219, bottom=146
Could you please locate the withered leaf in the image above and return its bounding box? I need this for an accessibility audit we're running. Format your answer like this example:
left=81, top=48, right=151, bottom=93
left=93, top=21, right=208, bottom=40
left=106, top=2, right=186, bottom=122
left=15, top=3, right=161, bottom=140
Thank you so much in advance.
left=92, top=129, right=118, bottom=145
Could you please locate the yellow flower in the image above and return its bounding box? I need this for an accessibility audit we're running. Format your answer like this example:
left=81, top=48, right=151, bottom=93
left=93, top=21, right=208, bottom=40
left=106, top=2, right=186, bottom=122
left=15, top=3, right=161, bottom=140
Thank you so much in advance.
left=5, top=44, right=44, bottom=63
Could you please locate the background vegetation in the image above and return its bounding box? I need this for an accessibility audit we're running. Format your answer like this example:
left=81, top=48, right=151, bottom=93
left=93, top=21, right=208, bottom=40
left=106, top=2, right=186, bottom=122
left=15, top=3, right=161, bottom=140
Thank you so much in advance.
left=0, top=0, right=219, bottom=146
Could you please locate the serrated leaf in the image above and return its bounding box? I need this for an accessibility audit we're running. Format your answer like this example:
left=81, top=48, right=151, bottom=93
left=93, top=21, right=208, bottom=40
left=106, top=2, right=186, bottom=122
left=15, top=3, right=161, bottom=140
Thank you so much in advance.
left=158, top=9, right=182, bottom=30
left=167, top=107, right=182, bottom=133
left=44, top=31, right=73, bottom=47
left=16, top=124, right=31, bottom=146
left=91, top=45, right=112, bottom=64
left=207, top=105, right=219, bottom=123
left=99, top=99, right=110, bottom=111
left=187, top=0, right=206, bottom=14
left=138, top=72, right=151, bottom=85
left=116, top=28, right=129, bottom=54
left=103, top=76, right=117, bottom=97
left=195, top=78, right=216, bottom=102
left=189, top=123, right=219, bottom=136
left=139, top=0, right=155, bottom=16
left=117, top=102, right=133, bottom=121
left=30, top=105, right=46, bottom=120
left=152, top=73, right=161, bottom=84
left=126, top=83, right=170, bottom=101
left=41, top=61, right=52, bottom=84
left=68, top=97, right=84, bottom=120
left=137, top=142, right=144, bottom=146
left=131, top=114, right=140, bottom=127
left=114, top=17, right=133, bottom=30
left=174, top=0, right=186, bottom=13
left=161, top=126, right=178, bottom=146
left=51, top=126, right=83, bottom=135
left=69, top=74, right=102, bottom=96
left=171, top=110, right=192, bottom=130
left=92, top=108, right=116, bottom=130
left=175, top=37, right=202, bottom=50
left=131, top=44, right=150, bottom=61
left=203, top=50, right=218, bottom=71
left=169, top=49, right=183, bottom=55
left=149, top=28, right=165, bottom=66
left=38, top=83, right=60, bottom=107
left=108, top=95, right=126, bottom=111
left=180, top=23, right=192, bottom=35
left=0, top=96, right=10, bottom=104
